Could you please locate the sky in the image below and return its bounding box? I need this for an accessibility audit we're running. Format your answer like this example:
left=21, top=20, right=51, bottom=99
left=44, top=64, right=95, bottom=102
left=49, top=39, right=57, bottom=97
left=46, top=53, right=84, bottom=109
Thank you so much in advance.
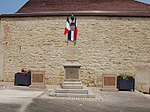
left=0, top=0, right=28, bottom=14
left=0, top=0, right=149, bottom=14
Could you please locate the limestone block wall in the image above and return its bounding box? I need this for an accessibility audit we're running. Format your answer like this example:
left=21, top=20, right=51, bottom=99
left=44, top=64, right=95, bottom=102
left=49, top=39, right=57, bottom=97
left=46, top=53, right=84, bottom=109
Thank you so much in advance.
left=0, top=16, right=150, bottom=87
left=0, top=20, right=4, bottom=81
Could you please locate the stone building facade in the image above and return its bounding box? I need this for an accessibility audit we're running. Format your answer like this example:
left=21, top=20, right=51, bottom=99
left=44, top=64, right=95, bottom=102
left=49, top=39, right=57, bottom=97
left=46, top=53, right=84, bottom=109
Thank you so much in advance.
left=0, top=16, right=150, bottom=88
left=0, top=0, right=150, bottom=92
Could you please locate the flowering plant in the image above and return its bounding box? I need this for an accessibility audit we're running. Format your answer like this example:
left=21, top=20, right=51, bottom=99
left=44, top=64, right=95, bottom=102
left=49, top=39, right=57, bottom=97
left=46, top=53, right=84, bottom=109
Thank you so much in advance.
left=18, top=68, right=31, bottom=74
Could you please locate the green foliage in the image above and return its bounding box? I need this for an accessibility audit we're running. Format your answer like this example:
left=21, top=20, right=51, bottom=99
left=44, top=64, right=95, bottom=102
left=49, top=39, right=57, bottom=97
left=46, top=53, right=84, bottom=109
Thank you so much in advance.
left=28, top=69, right=31, bottom=74
left=118, top=73, right=134, bottom=80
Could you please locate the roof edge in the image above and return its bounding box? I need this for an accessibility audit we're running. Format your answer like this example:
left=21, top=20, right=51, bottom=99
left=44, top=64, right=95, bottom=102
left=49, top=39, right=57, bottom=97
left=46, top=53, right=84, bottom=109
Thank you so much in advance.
left=0, top=11, right=150, bottom=18
left=16, top=0, right=29, bottom=13
left=135, top=0, right=150, bottom=5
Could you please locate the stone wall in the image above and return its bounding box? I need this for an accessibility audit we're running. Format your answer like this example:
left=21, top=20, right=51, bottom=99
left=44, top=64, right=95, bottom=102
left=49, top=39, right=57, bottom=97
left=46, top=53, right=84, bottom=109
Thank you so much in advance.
left=0, top=19, right=4, bottom=81
left=0, top=16, right=150, bottom=87
left=135, top=64, right=150, bottom=93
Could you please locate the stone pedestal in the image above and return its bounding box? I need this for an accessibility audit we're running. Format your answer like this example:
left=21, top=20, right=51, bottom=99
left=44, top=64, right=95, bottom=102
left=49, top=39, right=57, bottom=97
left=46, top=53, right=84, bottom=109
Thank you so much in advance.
left=29, top=71, right=46, bottom=89
left=49, top=42, right=94, bottom=98
left=63, top=42, right=81, bottom=82
left=102, top=74, right=118, bottom=92
left=64, top=60, right=81, bottom=80
left=66, top=42, right=78, bottom=61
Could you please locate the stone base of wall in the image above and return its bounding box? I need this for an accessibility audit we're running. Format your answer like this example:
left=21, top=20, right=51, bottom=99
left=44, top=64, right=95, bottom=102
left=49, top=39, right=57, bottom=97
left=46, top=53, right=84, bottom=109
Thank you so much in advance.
left=135, top=64, right=150, bottom=93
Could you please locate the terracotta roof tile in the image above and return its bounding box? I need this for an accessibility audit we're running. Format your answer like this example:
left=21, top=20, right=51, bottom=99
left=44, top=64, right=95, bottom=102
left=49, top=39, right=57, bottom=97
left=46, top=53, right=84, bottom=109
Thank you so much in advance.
left=17, top=0, right=150, bottom=13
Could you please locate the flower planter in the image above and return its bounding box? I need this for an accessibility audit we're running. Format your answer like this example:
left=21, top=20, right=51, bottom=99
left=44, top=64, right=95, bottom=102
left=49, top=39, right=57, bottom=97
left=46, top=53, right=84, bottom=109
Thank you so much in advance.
left=117, top=78, right=135, bottom=91
left=14, top=72, right=31, bottom=86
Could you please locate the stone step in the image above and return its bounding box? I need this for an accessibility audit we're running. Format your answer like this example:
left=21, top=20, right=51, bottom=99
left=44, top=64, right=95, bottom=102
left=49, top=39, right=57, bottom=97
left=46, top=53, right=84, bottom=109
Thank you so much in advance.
left=62, top=81, right=82, bottom=85
left=62, top=85, right=83, bottom=89
left=55, top=89, right=88, bottom=94
left=64, top=79, right=80, bottom=82
left=49, top=86, right=95, bottom=98
left=102, top=87, right=118, bottom=92
left=49, top=92, right=95, bottom=98
left=55, top=93, right=88, bottom=98
left=29, top=84, right=46, bottom=89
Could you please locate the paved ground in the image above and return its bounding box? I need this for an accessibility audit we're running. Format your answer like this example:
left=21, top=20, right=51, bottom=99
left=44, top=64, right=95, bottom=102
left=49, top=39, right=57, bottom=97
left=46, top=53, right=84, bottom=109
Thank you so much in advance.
left=0, top=86, right=43, bottom=112
left=0, top=86, right=150, bottom=112
left=26, top=91, right=150, bottom=112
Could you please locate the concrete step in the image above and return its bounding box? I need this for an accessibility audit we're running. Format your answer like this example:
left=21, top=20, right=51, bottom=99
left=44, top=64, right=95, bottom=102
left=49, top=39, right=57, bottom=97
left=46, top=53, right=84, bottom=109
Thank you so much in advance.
left=55, top=89, right=88, bottom=94
left=62, top=85, right=83, bottom=89
left=62, top=81, right=82, bottom=85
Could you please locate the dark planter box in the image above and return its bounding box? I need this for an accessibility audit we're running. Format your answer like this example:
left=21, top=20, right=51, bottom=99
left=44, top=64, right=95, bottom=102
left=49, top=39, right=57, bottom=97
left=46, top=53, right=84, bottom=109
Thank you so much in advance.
left=117, top=78, right=135, bottom=91
left=14, top=73, right=31, bottom=86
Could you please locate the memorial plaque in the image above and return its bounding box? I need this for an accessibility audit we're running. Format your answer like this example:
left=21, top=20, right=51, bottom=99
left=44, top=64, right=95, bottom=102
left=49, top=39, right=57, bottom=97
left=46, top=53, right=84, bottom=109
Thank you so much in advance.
left=65, top=67, right=79, bottom=79
left=64, top=60, right=81, bottom=81
left=102, top=74, right=118, bottom=91
left=32, top=73, right=43, bottom=83
left=104, top=77, right=115, bottom=86
left=29, top=71, right=46, bottom=89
